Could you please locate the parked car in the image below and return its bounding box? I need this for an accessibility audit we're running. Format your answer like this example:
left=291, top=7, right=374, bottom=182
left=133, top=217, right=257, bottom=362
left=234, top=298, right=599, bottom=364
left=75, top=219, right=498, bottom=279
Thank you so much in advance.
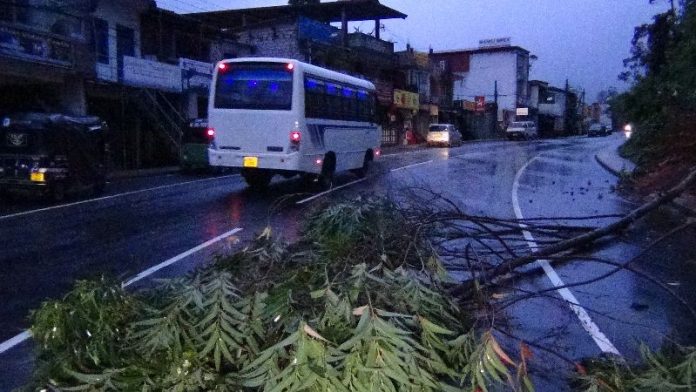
left=587, top=122, right=610, bottom=137
left=506, top=121, right=538, bottom=140
left=180, top=118, right=213, bottom=171
left=426, top=124, right=462, bottom=147
left=0, top=112, right=109, bottom=201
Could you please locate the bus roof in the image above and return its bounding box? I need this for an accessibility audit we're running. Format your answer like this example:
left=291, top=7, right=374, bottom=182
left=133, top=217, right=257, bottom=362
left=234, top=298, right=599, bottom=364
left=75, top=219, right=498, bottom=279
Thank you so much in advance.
left=219, top=57, right=376, bottom=91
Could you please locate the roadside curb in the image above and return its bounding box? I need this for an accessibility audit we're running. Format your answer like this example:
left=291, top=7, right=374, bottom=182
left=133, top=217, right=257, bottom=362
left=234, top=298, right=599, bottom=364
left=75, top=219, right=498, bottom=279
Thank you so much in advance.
left=108, top=166, right=180, bottom=180
left=594, top=153, right=625, bottom=177
left=595, top=149, right=696, bottom=216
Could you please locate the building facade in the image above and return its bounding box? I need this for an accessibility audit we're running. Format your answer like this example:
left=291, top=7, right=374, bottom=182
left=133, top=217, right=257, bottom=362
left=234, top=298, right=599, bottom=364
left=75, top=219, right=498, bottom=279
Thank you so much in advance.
left=431, top=44, right=530, bottom=129
left=190, top=0, right=408, bottom=145
left=0, top=0, right=94, bottom=116
left=528, top=80, right=580, bottom=137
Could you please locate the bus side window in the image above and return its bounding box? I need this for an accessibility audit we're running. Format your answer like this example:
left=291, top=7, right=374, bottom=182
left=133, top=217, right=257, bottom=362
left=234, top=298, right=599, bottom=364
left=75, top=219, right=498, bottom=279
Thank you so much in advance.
left=357, top=90, right=368, bottom=122
left=369, top=93, right=377, bottom=123
left=305, top=78, right=325, bottom=118
left=341, top=87, right=356, bottom=121
left=326, top=83, right=341, bottom=120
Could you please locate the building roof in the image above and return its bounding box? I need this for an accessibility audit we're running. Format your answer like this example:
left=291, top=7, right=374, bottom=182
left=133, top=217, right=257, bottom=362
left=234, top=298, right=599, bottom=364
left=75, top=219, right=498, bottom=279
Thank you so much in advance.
left=432, top=45, right=530, bottom=56
left=187, top=0, right=407, bottom=29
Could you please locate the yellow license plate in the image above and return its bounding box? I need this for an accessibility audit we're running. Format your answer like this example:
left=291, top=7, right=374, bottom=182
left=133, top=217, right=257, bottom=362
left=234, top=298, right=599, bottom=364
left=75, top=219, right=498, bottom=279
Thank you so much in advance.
left=243, top=156, right=258, bottom=168
left=30, top=172, right=45, bottom=182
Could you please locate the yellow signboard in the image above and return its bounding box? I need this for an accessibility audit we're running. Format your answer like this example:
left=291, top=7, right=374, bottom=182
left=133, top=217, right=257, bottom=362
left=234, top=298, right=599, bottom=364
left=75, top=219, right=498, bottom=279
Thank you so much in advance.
left=393, top=89, right=419, bottom=110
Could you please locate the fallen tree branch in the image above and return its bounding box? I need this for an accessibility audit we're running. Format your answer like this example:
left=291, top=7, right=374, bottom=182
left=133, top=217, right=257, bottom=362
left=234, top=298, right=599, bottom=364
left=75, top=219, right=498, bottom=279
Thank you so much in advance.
left=483, top=167, right=696, bottom=281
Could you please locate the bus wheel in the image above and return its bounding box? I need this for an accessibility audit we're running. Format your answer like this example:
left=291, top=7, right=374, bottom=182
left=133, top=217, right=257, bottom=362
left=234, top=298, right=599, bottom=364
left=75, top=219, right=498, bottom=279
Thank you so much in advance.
left=317, top=154, right=335, bottom=190
left=351, top=151, right=372, bottom=178
left=243, top=169, right=273, bottom=190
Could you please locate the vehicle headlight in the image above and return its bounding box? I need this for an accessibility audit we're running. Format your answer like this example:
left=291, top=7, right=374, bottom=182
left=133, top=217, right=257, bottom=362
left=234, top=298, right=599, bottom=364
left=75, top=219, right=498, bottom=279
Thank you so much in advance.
left=623, top=124, right=632, bottom=132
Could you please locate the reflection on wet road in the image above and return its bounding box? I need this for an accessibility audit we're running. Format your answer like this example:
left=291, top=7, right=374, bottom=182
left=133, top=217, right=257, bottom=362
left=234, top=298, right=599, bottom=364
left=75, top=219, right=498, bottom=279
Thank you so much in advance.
left=1, top=135, right=694, bottom=391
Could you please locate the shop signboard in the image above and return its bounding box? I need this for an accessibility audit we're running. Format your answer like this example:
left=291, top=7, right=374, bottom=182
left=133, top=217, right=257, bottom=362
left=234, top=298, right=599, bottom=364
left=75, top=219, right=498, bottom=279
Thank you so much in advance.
left=0, top=25, right=72, bottom=67
left=394, top=89, right=419, bottom=111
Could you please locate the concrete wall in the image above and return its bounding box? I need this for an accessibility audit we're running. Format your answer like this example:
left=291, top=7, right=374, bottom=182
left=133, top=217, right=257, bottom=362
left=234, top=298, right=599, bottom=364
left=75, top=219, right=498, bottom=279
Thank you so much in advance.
left=454, top=51, right=517, bottom=122
left=539, top=91, right=566, bottom=117
left=237, top=22, right=303, bottom=60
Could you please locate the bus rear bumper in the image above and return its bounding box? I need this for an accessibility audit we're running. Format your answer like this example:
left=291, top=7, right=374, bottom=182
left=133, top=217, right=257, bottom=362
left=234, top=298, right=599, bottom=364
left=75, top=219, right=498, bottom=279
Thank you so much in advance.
left=208, top=148, right=323, bottom=174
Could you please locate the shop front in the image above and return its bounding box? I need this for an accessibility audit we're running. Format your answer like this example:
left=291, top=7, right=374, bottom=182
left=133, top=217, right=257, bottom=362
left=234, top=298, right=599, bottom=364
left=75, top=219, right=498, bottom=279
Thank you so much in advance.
left=390, top=89, right=419, bottom=145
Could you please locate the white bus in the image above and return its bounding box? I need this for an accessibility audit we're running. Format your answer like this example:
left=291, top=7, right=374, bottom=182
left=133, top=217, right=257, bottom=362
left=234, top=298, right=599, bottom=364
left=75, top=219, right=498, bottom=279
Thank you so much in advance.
left=207, top=57, right=381, bottom=189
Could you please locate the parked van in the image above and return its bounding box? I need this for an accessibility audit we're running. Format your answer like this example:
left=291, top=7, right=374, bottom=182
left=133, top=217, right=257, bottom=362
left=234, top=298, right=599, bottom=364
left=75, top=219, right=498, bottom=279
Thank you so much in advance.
left=506, top=121, right=538, bottom=140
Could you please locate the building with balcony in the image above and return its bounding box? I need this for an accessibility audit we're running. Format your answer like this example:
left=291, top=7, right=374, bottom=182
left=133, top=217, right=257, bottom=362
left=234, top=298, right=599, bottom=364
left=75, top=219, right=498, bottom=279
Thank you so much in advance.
left=392, top=46, right=444, bottom=142
left=188, top=0, right=407, bottom=145
left=85, top=1, right=252, bottom=169
left=431, top=42, right=531, bottom=132
left=0, top=0, right=95, bottom=116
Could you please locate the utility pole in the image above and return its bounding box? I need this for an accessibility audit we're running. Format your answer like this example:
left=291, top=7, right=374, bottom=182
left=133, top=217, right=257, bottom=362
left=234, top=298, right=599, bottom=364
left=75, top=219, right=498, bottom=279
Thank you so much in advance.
left=494, top=80, right=498, bottom=106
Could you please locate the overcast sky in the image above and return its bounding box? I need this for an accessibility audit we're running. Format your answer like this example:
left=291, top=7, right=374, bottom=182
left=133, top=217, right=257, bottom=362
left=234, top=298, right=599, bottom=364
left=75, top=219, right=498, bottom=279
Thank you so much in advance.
left=158, top=0, right=669, bottom=102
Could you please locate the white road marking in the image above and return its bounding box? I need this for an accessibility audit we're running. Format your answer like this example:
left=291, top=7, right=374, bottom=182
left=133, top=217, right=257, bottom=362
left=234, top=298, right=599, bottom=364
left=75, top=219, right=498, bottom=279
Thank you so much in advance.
left=390, top=160, right=434, bottom=172
left=0, top=227, right=244, bottom=355
left=452, top=152, right=489, bottom=159
left=295, top=178, right=366, bottom=205
left=512, top=155, right=622, bottom=356
left=0, top=174, right=241, bottom=222
left=0, top=331, right=31, bottom=355
left=122, top=227, right=243, bottom=287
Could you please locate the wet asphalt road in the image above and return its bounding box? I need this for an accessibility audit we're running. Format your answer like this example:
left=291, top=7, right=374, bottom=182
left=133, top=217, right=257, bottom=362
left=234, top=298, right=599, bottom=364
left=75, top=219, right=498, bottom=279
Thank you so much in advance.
left=1, top=134, right=695, bottom=391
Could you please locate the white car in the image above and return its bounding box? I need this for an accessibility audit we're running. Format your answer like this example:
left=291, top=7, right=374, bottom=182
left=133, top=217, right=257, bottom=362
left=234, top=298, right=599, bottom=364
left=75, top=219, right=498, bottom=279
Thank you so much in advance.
left=426, top=124, right=462, bottom=147
left=506, top=121, right=538, bottom=140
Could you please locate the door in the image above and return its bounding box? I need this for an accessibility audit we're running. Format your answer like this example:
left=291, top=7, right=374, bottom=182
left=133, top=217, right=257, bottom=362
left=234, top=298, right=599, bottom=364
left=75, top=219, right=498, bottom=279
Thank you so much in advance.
left=116, top=25, right=135, bottom=82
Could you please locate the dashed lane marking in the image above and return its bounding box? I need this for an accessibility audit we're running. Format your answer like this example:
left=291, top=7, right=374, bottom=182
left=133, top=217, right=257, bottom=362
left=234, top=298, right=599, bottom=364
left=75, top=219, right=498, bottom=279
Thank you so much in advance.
left=0, top=226, right=244, bottom=355
left=295, top=178, right=367, bottom=205
left=390, top=160, right=434, bottom=172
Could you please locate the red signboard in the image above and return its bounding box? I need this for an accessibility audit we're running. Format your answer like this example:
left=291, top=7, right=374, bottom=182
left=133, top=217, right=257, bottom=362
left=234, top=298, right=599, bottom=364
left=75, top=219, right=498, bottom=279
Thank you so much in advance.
left=475, top=96, right=486, bottom=112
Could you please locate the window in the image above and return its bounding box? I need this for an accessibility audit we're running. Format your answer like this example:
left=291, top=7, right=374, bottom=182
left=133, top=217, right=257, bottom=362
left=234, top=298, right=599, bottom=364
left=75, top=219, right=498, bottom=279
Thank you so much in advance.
left=215, top=63, right=293, bottom=110
left=304, top=76, right=376, bottom=122
left=94, top=18, right=109, bottom=64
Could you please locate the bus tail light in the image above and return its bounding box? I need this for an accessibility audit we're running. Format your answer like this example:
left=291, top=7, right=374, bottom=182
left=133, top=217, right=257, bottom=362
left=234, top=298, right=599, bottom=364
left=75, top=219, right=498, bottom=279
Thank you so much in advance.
left=290, top=131, right=301, bottom=144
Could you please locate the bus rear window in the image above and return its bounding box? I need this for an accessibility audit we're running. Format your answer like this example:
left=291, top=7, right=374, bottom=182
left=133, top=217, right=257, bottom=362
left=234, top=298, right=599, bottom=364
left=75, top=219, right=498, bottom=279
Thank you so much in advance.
left=214, top=63, right=293, bottom=110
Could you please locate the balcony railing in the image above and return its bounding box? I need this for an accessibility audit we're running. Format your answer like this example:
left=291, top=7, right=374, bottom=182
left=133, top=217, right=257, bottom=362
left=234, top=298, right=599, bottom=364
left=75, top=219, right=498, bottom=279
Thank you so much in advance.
left=347, top=32, right=393, bottom=55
